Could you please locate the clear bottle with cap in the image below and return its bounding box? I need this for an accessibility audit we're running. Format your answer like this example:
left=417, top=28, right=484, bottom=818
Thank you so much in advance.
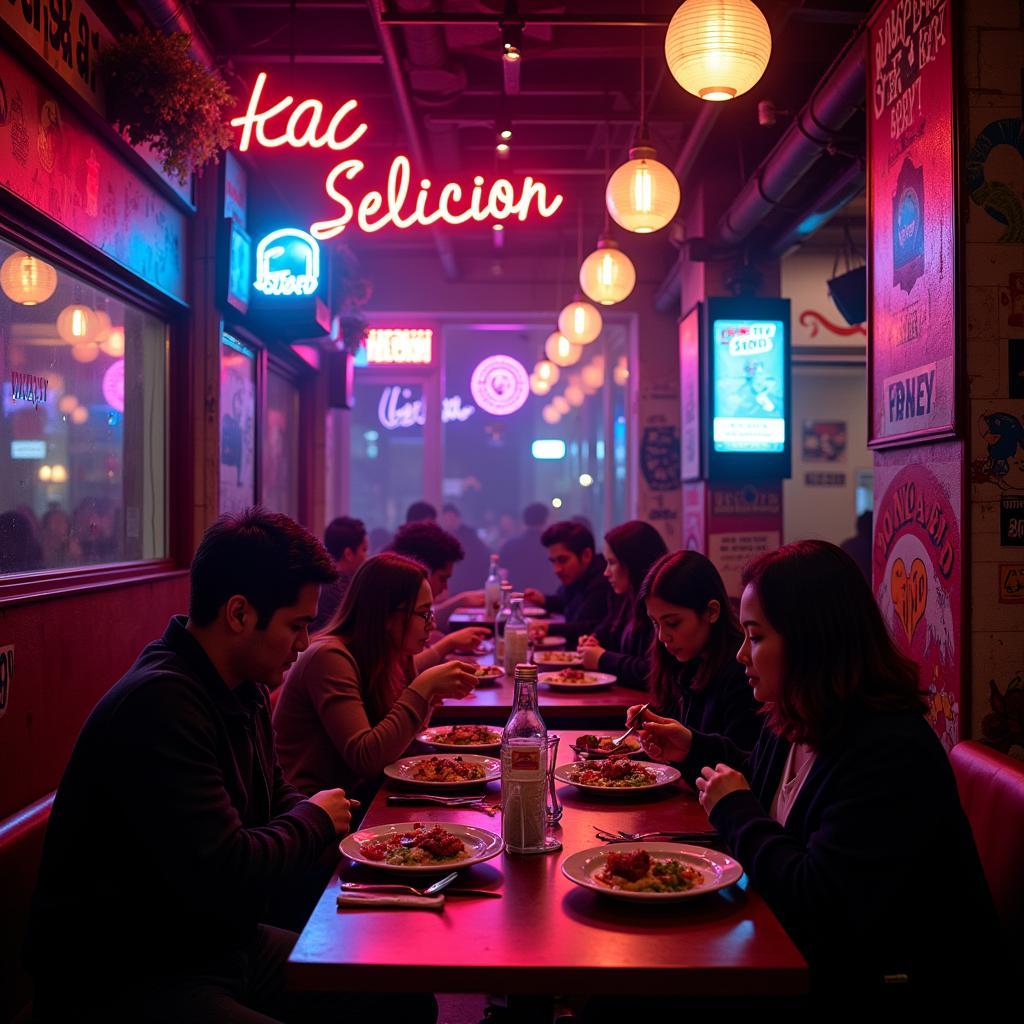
left=484, top=554, right=502, bottom=621
left=493, top=583, right=514, bottom=665
left=502, top=597, right=529, bottom=677
left=501, top=663, right=548, bottom=854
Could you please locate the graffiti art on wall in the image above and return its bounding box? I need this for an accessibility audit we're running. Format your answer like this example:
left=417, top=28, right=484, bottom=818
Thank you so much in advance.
left=873, top=449, right=962, bottom=752
left=966, top=118, right=1024, bottom=243
left=798, top=310, right=866, bottom=338
left=971, top=408, right=1024, bottom=493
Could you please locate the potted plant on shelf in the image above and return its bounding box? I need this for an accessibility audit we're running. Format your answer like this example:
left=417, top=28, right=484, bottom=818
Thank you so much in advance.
left=98, top=29, right=234, bottom=184
left=331, top=242, right=373, bottom=351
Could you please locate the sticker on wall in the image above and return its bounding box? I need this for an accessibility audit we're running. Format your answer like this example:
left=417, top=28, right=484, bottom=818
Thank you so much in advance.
left=708, top=531, right=780, bottom=599
left=971, top=407, right=1024, bottom=494
left=805, top=472, right=846, bottom=487
left=981, top=673, right=1024, bottom=759
left=802, top=420, right=847, bottom=462
left=892, top=158, right=925, bottom=293
left=966, top=118, right=1024, bottom=243
left=998, top=564, right=1024, bottom=603
left=640, top=426, right=681, bottom=492
left=1002, top=496, right=1024, bottom=546
left=999, top=275, right=1024, bottom=332
left=0, top=644, right=12, bottom=720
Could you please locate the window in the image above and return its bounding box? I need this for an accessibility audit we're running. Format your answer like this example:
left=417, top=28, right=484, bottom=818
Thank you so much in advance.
left=262, top=365, right=300, bottom=519
left=219, top=335, right=257, bottom=515
left=0, top=236, right=167, bottom=575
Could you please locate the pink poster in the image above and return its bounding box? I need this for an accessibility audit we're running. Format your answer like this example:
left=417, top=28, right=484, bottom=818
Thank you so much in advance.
left=867, top=0, right=956, bottom=447
left=873, top=442, right=963, bottom=751
left=679, top=305, right=701, bottom=481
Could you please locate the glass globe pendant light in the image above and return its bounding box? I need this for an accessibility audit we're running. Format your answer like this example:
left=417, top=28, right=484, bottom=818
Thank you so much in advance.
left=57, top=304, right=98, bottom=344
left=1, top=251, right=58, bottom=305
left=558, top=295, right=602, bottom=346
left=579, top=235, right=636, bottom=305
left=544, top=331, right=581, bottom=368
left=665, top=0, right=772, bottom=102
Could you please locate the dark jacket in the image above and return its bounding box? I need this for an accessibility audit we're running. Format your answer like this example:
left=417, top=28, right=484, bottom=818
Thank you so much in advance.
left=667, top=657, right=763, bottom=753
left=29, top=616, right=336, bottom=995
left=544, top=554, right=613, bottom=644
left=594, top=597, right=653, bottom=691
left=679, top=709, right=1002, bottom=996
left=499, top=527, right=557, bottom=593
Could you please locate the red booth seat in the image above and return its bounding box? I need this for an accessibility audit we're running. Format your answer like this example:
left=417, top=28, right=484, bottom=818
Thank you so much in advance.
left=950, top=741, right=1024, bottom=939
left=0, top=792, right=54, bottom=1023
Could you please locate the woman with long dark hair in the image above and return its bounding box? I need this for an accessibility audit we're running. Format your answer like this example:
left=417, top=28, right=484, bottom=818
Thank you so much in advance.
left=633, top=541, right=1000, bottom=1000
left=273, top=553, right=478, bottom=799
left=631, top=550, right=761, bottom=751
left=578, top=521, right=668, bottom=688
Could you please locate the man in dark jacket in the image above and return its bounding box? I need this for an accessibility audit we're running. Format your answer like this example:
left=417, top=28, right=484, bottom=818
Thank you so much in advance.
left=524, top=520, right=612, bottom=644
left=29, top=509, right=434, bottom=1024
left=499, top=502, right=557, bottom=593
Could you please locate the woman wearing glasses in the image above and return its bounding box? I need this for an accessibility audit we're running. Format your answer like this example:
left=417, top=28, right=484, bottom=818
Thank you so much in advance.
left=273, top=553, right=479, bottom=801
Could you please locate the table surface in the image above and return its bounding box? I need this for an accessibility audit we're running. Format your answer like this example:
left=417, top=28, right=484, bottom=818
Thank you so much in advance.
left=288, top=731, right=808, bottom=997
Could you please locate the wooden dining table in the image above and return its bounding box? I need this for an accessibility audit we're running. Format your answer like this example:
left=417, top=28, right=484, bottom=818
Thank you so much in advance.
left=287, top=731, right=808, bottom=1008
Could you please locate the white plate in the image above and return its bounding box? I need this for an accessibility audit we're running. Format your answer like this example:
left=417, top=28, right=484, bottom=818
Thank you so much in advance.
left=538, top=670, right=616, bottom=690
left=533, top=651, right=584, bottom=669
left=384, top=753, right=501, bottom=787
left=561, top=842, right=743, bottom=901
left=416, top=725, right=503, bottom=752
left=522, top=605, right=547, bottom=617
left=553, top=760, right=681, bottom=792
left=341, top=821, right=504, bottom=873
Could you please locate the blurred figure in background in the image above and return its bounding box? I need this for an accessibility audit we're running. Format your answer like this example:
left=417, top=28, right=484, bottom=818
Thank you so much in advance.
left=0, top=509, right=44, bottom=574
left=405, top=501, right=437, bottom=524
left=499, top=502, right=555, bottom=593
left=840, top=510, right=873, bottom=582
left=367, top=526, right=393, bottom=555
left=441, top=502, right=489, bottom=595
left=311, top=516, right=368, bottom=634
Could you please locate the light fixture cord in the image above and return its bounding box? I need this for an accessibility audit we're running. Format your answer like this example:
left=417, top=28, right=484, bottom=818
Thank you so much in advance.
left=639, top=4, right=647, bottom=139
left=602, top=122, right=612, bottom=235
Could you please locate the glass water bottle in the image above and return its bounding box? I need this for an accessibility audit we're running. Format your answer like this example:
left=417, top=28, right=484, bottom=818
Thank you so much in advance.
left=501, top=664, right=548, bottom=854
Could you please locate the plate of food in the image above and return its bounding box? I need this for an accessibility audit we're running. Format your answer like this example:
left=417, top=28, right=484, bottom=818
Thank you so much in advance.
left=538, top=669, right=616, bottom=690
left=384, top=753, right=501, bottom=787
left=533, top=650, right=584, bottom=669
left=569, top=733, right=643, bottom=758
left=417, top=724, right=503, bottom=752
left=561, top=842, right=742, bottom=901
left=341, top=821, right=504, bottom=873
left=471, top=664, right=504, bottom=684
left=553, top=759, right=680, bottom=792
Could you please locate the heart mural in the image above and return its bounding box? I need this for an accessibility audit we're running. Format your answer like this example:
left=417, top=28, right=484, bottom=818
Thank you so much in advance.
left=890, top=556, right=928, bottom=644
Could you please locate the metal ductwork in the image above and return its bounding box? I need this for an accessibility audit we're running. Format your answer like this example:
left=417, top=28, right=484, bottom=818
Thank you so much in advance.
left=712, top=31, right=867, bottom=248
left=134, top=0, right=216, bottom=68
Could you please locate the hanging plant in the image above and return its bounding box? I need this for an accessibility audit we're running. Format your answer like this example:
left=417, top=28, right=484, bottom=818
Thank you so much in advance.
left=331, top=242, right=373, bottom=350
left=98, top=29, right=234, bottom=184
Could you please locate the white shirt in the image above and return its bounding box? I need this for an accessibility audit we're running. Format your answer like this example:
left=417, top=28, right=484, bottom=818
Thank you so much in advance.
left=770, top=742, right=817, bottom=825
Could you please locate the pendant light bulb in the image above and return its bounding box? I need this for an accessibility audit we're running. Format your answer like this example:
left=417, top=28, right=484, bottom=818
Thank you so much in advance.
left=579, top=236, right=636, bottom=305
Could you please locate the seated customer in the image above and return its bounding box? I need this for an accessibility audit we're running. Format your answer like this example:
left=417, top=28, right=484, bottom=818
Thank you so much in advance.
left=637, top=550, right=762, bottom=751
left=578, top=520, right=668, bottom=689
left=274, top=553, right=479, bottom=799
left=310, top=514, right=367, bottom=632
left=524, top=520, right=613, bottom=644
left=390, top=520, right=488, bottom=633
left=634, top=541, right=1002, bottom=1001
left=499, top=502, right=557, bottom=593
left=27, top=509, right=422, bottom=1024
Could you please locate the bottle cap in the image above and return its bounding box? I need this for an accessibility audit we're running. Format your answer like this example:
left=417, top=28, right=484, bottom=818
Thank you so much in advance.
left=514, top=663, right=538, bottom=680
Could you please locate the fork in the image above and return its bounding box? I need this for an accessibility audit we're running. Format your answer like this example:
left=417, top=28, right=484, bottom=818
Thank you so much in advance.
left=608, top=702, right=651, bottom=749
left=387, top=794, right=491, bottom=806
left=591, top=825, right=721, bottom=843
left=339, top=871, right=458, bottom=898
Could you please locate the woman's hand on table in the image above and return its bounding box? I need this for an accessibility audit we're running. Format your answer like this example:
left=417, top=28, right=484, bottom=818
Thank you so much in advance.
left=630, top=706, right=693, bottom=763
left=579, top=644, right=604, bottom=670
left=695, top=764, right=750, bottom=815
left=412, top=661, right=478, bottom=701
left=441, top=626, right=491, bottom=656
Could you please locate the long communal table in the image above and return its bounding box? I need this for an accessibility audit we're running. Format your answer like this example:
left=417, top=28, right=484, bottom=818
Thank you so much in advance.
left=288, top=731, right=808, bottom=1006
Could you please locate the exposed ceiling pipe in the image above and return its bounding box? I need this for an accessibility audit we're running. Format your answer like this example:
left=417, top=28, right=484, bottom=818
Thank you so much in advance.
left=134, top=0, right=216, bottom=68
left=712, top=30, right=867, bottom=247
left=366, top=1, right=460, bottom=280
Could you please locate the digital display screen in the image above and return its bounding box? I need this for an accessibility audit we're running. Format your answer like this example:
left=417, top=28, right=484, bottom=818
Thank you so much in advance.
left=711, top=318, right=786, bottom=454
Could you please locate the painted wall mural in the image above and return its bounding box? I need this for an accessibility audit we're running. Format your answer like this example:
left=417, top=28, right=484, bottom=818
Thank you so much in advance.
left=966, top=118, right=1024, bottom=243
left=873, top=443, right=963, bottom=752
left=867, top=0, right=956, bottom=446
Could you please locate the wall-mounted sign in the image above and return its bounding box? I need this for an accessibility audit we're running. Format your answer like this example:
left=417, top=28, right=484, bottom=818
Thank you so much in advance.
left=680, top=305, right=701, bottom=481
left=998, top=564, right=1024, bottom=603
left=231, top=72, right=564, bottom=239
left=102, top=359, right=125, bottom=413
left=365, top=328, right=433, bottom=365
left=10, top=440, right=46, bottom=460
left=253, top=228, right=320, bottom=297
left=1002, top=496, right=1024, bottom=546
left=10, top=371, right=48, bottom=408
left=378, top=386, right=475, bottom=430
left=532, top=439, right=567, bottom=460
left=470, top=355, right=529, bottom=416
left=226, top=220, right=252, bottom=314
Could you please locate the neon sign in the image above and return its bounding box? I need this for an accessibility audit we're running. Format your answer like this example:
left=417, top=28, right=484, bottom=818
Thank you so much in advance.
left=378, top=387, right=475, bottom=430
left=102, top=359, right=125, bottom=413
left=231, top=72, right=564, bottom=239
left=253, top=228, right=320, bottom=296
left=366, top=328, right=433, bottom=365
left=470, top=355, right=529, bottom=416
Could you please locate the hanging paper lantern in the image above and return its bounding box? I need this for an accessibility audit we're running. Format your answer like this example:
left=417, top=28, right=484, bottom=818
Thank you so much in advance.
left=100, top=325, right=125, bottom=358
left=606, top=144, right=680, bottom=234
left=613, top=357, right=630, bottom=387
left=564, top=384, right=585, bottom=407
left=534, top=360, right=560, bottom=386
left=1, top=251, right=58, bottom=305
left=50, top=464, right=68, bottom=483
left=71, top=341, right=100, bottom=363
left=58, top=394, right=79, bottom=414
left=544, top=331, right=582, bottom=367
left=552, top=395, right=571, bottom=415
left=558, top=297, right=602, bottom=345
left=530, top=374, right=552, bottom=397
left=57, top=304, right=98, bottom=344
left=541, top=405, right=561, bottom=425
left=665, top=0, right=772, bottom=102
left=581, top=362, right=605, bottom=391
left=71, top=406, right=89, bottom=424
left=579, top=237, right=636, bottom=305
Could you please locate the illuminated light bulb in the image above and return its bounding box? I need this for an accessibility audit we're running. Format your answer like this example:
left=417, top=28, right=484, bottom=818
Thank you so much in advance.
left=606, top=144, right=680, bottom=234
left=71, top=406, right=89, bottom=424
left=558, top=297, right=602, bottom=345
left=551, top=497, right=563, bottom=509
left=57, top=304, right=98, bottom=343
left=90, top=310, right=113, bottom=343
left=1, top=251, right=58, bottom=305
left=579, top=236, right=636, bottom=305
left=58, top=394, right=79, bottom=414
left=530, top=374, right=552, bottom=397
left=582, top=362, right=605, bottom=391
left=541, top=405, right=561, bottom=424
left=613, top=358, right=630, bottom=387
left=534, top=360, right=559, bottom=386
left=544, top=331, right=581, bottom=367
left=496, top=141, right=510, bottom=155
left=564, top=384, right=585, bottom=407
left=665, top=0, right=772, bottom=103
left=579, top=473, right=594, bottom=487
left=499, top=128, right=513, bottom=141
left=38, top=465, right=53, bottom=482
left=552, top=395, right=571, bottom=415
left=100, top=326, right=125, bottom=357
left=71, top=341, right=99, bottom=363
left=50, top=464, right=68, bottom=483
left=493, top=223, right=505, bottom=232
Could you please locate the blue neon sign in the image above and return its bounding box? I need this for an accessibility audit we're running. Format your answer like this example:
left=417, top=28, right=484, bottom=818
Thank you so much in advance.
left=253, top=228, right=321, bottom=297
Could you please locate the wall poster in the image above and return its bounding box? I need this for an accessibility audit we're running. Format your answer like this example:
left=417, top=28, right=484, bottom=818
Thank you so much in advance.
left=219, top=335, right=257, bottom=515
left=867, top=0, right=956, bottom=447
left=873, top=442, right=963, bottom=752
left=679, top=305, right=701, bottom=481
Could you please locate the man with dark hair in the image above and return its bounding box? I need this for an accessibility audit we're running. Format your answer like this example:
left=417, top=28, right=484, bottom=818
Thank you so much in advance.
left=30, top=509, right=433, bottom=1024
left=440, top=502, right=489, bottom=595
left=524, top=520, right=612, bottom=642
left=405, top=500, right=437, bottom=523
left=499, top=502, right=556, bottom=593
left=311, top=515, right=368, bottom=631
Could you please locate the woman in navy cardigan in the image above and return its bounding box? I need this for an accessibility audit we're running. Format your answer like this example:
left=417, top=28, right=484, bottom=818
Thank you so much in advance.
left=578, top=520, right=667, bottom=689
left=634, top=541, right=1001, bottom=1002
left=636, top=550, right=762, bottom=752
